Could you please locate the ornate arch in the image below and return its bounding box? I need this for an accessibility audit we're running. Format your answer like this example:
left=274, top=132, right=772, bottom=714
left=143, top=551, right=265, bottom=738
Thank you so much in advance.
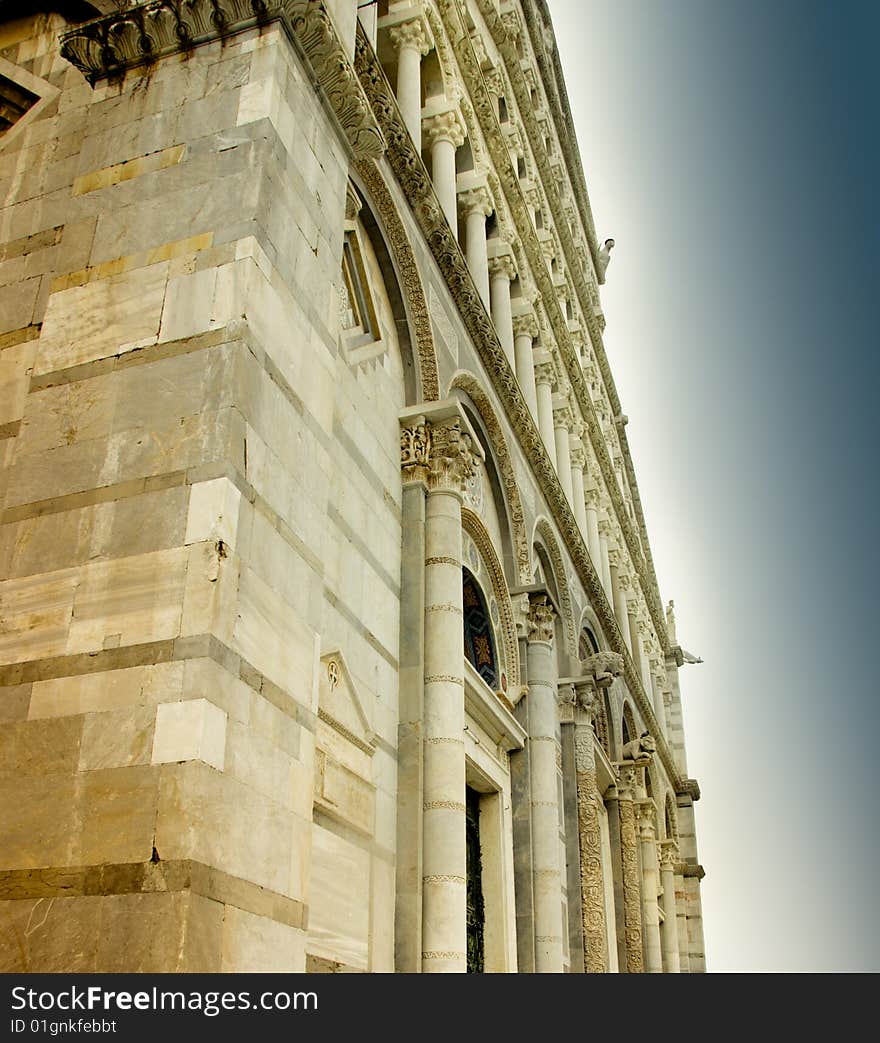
left=462, top=506, right=520, bottom=690
left=449, top=371, right=531, bottom=584
left=533, top=517, right=577, bottom=656
left=354, top=159, right=440, bottom=401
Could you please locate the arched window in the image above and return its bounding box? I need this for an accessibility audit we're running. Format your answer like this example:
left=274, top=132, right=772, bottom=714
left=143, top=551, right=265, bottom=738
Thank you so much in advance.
left=462, top=567, right=497, bottom=689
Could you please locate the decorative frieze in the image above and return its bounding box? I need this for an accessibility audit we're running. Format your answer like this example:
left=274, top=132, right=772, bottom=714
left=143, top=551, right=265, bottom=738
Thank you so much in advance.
left=60, top=1, right=386, bottom=158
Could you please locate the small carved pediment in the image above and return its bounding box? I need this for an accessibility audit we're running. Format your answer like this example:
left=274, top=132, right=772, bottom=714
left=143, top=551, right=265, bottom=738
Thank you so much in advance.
left=318, top=649, right=375, bottom=754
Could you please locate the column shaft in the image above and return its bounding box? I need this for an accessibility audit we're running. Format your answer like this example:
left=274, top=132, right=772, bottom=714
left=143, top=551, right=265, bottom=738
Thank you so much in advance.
left=490, top=271, right=515, bottom=368
left=554, top=420, right=573, bottom=501
left=466, top=208, right=490, bottom=308
left=515, top=335, right=538, bottom=418
left=526, top=628, right=564, bottom=972
left=574, top=707, right=609, bottom=972
left=536, top=376, right=556, bottom=465
left=570, top=459, right=587, bottom=537
left=422, top=486, right=466, bottom=972
left=660, top=858, right=681, bottom=973
left=432, top=137, right=458, bottom=232
left=639, top=814, right=663, bottom=973
left=397, top=44, right=423, bottom=150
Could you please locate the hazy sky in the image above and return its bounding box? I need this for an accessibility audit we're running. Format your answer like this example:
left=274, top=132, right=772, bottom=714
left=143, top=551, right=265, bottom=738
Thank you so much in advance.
left=551, top=0, right=880, bottom=971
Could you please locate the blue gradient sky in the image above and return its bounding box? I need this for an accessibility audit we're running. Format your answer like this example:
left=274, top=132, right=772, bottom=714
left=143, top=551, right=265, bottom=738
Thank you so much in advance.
left=552, top=0, right=880, bottom=971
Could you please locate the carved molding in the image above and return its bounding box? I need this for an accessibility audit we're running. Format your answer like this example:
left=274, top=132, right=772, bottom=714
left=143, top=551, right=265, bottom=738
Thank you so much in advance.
left=60, top=1, right=386, bottom=159
left=354, top=159, right=440, bottom=400
left=573, top=720, right=609, bottom=972
left=462, top=506, right=520, bottom=689
left=449, top=372, right=531, bottom=584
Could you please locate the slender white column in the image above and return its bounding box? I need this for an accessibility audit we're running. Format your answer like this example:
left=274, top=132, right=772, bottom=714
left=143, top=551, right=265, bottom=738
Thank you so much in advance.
left=650, top=664, right=667, bottom=735
left=584, top=484, right=601, bottom=570
left=400, top=415, right=476, bottom=973
left=423, top=109, right=465, bottom=232
left=570, top=444, right=588, bottom=538
left=553, top=401, right=574, bottom=501
left=660, top=841, right=681, bottom=972
left=488, top=251, right=517, bottom=368
left=598, top=516, right=613, bottom=600
left=610, top=557, right=632, bottom=650
left=526, top=595, right=565, bottom=973
left=638, top=803, right=663, bottom=973
left=459, top=185, right=492, bottom=308
left=388, top=19, right=431, bottom=151
left=512, top=310, right=539, bottom=421
left=535, top=361, right=557, bottom=465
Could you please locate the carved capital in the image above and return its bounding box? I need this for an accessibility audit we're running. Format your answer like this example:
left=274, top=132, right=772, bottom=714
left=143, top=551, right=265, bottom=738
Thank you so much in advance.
left=527, top=593, right=555, bottom=645
left=557, top=682, right=576, bottom=722
left=584, top=485, right=601, bottom=510
left=422, top=108, right=466, bottom=149
left=388, top=17, right=432, bottom=57
left=458, top=184, right=493, bottom=217
left=487, top=251, right=517, bottom=281
left=552, top=402, right=574, bottom=432
left=659, top=839, right=679, bottom=870
left=534, top=361, right=556, bottom=389
left=400, top=421, right=431, bottom=482
left=426, top=418, right=476, bottom=495
left=512, top=309, right=538, bottom=339
left=570, top=445, right=587, bottom=471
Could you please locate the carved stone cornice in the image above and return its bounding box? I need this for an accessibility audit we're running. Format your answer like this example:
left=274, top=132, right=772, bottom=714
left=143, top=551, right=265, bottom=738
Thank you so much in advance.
left=526, top=592, right=555, bottom=645
left=680, top=863, right=706, bottom=880
left=353, top=22, right=681, bottom=790
left=59, top=1, right=386, bottom=158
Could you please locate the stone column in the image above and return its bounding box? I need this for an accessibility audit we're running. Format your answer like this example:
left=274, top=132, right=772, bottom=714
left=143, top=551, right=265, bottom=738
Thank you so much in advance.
left=659, top=841, right=681, bottom=973
left=609, top=763, right=644, bottom=972
left=610, top=556, right=632, bottom=651
left=534, top=360, right=557, bottom=465
left=553, top=400, right=574, bottom=502
left=512, top=309, right=539, bottom=421
left=650, top=663, right=667, bottom=735
left=388, top=18, right=431, bottom=151
left=459, top=184, right=492, bottom=309
left=423, top=109, right=466, bottom=232
left=637, top=800, right=663, bottom=973
left=488, top=249, right=517, bottom=369
left=674, top=860, right=691, bottom=972
left=401, top=413, right=476, bottom=973
left=573, top=668, right=621, bottom=973
left=582, top=483, right=600, bottom=566
left=526, top=594, right=565, bottom=972
left=569, top=442, right=588, bottom=538
left=597, top=515, right=613, bottom=600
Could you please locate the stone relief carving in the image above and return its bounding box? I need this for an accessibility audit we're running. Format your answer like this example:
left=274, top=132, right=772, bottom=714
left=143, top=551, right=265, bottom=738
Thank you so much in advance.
left=621, top=733, right=657, bottom=763
left=526, top=593, right=555, bottom=645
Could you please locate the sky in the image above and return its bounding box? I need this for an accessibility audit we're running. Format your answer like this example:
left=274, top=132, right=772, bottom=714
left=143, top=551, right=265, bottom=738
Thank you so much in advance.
left=551, top=0, right=880, bottom=972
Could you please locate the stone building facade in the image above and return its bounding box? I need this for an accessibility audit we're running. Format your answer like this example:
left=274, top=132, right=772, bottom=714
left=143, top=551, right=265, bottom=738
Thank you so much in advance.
left=0, top=0, right=706, bottom=972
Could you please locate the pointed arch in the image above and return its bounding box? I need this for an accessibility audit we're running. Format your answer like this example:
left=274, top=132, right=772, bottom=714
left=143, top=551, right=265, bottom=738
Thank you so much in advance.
left=462, top=506, right=521, bottom=690
left=353, top=159, right=440, bottom=402
left=449, top=371, right=531, bottom=584
left=533, top=517, right=577, bottom=656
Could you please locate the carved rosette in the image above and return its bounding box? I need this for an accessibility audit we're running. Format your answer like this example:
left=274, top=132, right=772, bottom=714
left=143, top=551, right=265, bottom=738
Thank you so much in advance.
left=618, top=794, right=645, bottom=973
left=526, top=593, right=555, bottom=645
left=60, top=1, right=386, bottom=158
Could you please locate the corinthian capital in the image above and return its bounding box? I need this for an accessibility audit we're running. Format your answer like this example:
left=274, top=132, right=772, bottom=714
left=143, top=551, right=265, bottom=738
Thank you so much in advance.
left=388, top=16, right=432, bottom=57
left=426, top=418, right=476, bottom=495
left=527, top=593, right=555, bottom=644
left=487, top=251, right=517, bottom=281
left=659, top=839, right=679, bottom=870
left=512, top=309, right=538, bottom=339
left=534, top=361, right=556, bottom=389
left=458, top=183, right=493, bottom=217
left=422, top=108, right=466, bottom=149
